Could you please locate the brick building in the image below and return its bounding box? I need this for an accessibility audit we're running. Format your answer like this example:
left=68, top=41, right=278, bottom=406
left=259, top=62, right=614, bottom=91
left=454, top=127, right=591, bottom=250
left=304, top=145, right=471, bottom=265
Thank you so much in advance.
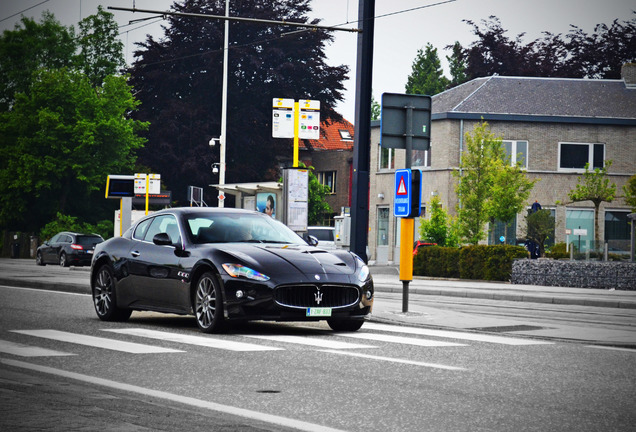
left=299, top=118, right=355, bottom=225
left=368, top=68, right=636, bottom=264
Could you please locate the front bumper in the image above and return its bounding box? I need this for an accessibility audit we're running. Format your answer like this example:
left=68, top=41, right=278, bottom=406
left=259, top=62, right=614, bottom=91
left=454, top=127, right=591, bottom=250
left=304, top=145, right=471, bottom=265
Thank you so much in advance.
left=222, top=277, right=374, bottom=322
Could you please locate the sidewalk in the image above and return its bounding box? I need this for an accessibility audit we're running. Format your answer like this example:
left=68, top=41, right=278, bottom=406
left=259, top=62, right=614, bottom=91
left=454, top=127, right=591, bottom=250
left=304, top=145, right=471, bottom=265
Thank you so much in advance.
left=1, top=259, right=635, bottom=347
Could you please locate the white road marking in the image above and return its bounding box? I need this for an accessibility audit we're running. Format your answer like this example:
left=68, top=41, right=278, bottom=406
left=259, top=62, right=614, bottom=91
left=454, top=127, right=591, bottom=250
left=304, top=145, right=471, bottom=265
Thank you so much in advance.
left=1, top=359, right=348, bottom=432
left=320, top=350, right=467, bottom=371
left=585, top=345, right=636, bottom=353
left=364, top=323, right=554, bottom=346
left=338, top=332, right=467, bottom=347
left=104, top=328, right=283, bottom=352
left=244, top=334, right=376, bottom=349
left=0, top=285, right=89, bottom=296
left=11, top=330, right=184, bottom=354
left=0, top=339, right=75, bottom=357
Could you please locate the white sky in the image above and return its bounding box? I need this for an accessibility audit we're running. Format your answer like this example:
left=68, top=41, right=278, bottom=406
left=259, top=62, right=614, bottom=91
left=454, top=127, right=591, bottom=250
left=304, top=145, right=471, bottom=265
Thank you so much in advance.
left=1, top=0, right=634, bottom=121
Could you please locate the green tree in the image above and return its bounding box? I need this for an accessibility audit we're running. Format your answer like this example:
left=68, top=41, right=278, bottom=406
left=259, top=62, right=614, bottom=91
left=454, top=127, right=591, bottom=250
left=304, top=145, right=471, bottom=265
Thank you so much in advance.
left=487, top=162, right=537, bottom=242
left=371, top=93, right=380, bottom=121
left=453, top=122, right=502, bottom=244
left=419, top=195, right=460, bottom=247
left=0, top=68, right=147, bottom=232
left=525, top=209, right=555, bottom=257
left=0, top=12, right=76, bottom=109
left=296, top=164, right=332, bottom=225
left=76, top=6, right=125, bottom=87
left=624, top=174, right=636, bottom=212
left=129, top=0, right=349, bottom=204
left=567, top=161, right=617, bottom=249
left=446, top=41, right=468, bottom=88
left=405, top=43, right=450, bottom=95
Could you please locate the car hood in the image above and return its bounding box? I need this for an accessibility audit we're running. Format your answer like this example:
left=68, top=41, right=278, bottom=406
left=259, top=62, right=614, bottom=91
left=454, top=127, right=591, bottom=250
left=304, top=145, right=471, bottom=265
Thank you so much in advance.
left=206, top=243, right=360, bottom=280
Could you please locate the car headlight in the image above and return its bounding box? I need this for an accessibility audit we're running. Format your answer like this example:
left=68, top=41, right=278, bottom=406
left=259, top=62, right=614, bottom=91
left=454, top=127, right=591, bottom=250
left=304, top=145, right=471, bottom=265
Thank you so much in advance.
left=222, top=264, right=270, bottom=282
left=354, top=255, right=370, bottom=282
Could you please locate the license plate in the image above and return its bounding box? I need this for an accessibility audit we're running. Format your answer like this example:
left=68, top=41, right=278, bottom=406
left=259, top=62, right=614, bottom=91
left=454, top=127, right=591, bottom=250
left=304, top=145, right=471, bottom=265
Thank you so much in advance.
left=306, top=308, right=332, bottom=317
left=87, top=250, right=93, bottom=254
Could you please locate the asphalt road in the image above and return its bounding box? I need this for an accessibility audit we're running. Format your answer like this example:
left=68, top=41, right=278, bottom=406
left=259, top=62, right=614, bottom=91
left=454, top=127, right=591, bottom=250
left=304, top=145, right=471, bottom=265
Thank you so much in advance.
left=1, top=284, right=635, bottom=431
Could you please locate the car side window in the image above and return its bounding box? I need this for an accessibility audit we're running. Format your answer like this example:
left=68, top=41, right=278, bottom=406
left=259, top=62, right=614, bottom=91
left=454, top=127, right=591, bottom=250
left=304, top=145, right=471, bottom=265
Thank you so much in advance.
left=50, top=234, right=60, bottom=243
left=143, top=215, right=179, bottom=244
left=133, top=218, right=153, bottom=241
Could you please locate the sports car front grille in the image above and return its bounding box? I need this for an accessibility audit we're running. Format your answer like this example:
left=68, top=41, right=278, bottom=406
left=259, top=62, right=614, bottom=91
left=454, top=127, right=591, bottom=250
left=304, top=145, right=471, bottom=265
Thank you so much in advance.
left=273, top=284, right=360, bottom=309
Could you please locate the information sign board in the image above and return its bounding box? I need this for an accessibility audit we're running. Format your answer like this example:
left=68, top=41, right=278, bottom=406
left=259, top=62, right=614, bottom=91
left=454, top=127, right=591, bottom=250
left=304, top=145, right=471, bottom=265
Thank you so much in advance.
left=272, top=98, right=295, bottom=138
left=298, top=99, right=320, bottom=140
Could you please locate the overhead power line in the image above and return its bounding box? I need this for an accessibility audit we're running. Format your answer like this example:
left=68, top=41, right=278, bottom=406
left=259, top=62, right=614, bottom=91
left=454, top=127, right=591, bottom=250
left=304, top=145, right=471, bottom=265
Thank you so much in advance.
left=0, top=0, right=51, bottom=24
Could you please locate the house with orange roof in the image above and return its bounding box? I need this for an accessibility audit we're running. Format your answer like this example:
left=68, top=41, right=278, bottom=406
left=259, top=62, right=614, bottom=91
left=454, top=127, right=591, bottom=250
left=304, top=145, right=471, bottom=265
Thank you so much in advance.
left=298, top=118, right=355, bottom=225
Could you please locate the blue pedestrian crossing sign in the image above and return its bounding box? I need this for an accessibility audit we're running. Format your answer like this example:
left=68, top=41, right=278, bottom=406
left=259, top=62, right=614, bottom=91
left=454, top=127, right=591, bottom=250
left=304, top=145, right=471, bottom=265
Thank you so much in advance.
left=394, top=169, right=422, bottom=218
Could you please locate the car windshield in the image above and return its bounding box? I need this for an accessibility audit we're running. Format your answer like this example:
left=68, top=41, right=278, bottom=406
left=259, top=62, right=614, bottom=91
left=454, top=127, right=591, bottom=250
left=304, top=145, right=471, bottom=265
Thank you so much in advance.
left=186, top=212, right=307, bottom=245
left=76, top=236, right=103, bottom=247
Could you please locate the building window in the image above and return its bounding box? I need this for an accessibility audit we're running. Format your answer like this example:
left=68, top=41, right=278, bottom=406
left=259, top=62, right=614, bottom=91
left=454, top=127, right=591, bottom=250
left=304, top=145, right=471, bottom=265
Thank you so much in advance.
left=559, top=143, right=604, bottom=171
left=605, top=210, right=630, bottom=253
left=339, top=129, right=353, bottom=141
left=488, top=217, right=517, bottom=245
left=412, top=148, right=431, bottom=168
left=379, top=146, right=395, bottom=170
left=503, top=140, right=528, bottom=168
left=566, top=208, right=595, bottom=251
left=318, top=171, right=336, bottom=193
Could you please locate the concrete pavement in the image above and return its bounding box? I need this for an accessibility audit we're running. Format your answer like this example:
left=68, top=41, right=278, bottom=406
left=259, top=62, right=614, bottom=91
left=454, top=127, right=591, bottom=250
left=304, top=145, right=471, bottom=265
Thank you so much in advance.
left=1, top=258, right=635, bottom=347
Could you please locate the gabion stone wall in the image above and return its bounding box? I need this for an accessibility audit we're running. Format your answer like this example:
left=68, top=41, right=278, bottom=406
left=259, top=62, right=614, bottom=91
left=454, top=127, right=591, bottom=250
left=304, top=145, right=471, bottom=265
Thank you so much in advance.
left=511, top=259, right=636, bottom=290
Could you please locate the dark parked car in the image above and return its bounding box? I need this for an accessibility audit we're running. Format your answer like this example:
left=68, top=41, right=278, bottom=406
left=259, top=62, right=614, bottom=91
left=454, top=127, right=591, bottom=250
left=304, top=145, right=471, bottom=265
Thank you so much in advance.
left=36, top=232, right=104, bottom=267
left=90, top=208, right=374, bottom=333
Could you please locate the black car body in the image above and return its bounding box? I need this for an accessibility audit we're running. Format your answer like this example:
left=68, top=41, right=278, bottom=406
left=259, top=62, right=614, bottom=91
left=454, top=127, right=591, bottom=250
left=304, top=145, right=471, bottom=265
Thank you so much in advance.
left=90, top=208, right=373, bottom=332
left=36, top=232, right=104, bottom=267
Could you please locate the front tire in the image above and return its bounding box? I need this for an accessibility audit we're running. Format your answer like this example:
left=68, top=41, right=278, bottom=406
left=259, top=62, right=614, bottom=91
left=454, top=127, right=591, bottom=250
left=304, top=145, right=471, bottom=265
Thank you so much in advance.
left=92, top=265, right=132, bottom=322
left=36, top=252, right=45, bottom=266
left=194, top=272, right=224, bottom=333
left=327, top=319, right=364, bottom=332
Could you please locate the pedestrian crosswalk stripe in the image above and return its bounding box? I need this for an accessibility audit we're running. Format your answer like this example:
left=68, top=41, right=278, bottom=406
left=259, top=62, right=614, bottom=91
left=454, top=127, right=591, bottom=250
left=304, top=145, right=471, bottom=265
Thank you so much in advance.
left=363, top=323, right=554, bottom=346
left=11, top=330, right=184, bottom=354
left=338, top=332, right=467, bottom=347
left=320, top=350, right=467, bottom=371
left=244, top=334, right=376, bottom=350
left=0, top=339, right=75, bottom=357
left=103, top=328, right=283, bottom=352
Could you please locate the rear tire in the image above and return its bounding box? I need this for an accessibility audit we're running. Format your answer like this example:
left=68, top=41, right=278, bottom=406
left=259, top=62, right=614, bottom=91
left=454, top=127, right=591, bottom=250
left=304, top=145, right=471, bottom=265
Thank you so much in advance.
left=327, top=319, right=364, bottom=332
left=59, top=252, right=69, bottom=267
left=194, top=272, right=225, bottom=333
left=92, top=264, right=132, bottom=322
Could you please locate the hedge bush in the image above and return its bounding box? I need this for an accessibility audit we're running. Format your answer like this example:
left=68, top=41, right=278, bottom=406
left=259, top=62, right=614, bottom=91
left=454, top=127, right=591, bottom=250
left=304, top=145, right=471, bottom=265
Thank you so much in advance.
left=414, top=245, right=528, bottom=281
left=413, top=246, right=459, bottom=278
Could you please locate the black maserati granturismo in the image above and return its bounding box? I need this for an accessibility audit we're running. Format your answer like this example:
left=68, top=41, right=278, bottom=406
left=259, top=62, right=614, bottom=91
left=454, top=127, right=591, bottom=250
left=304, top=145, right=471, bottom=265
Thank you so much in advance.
left=90, top=207, right=373, bottom=333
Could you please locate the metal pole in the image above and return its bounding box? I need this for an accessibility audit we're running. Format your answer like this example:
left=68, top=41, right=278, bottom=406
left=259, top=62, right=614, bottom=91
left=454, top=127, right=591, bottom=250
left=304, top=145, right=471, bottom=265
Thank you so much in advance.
left=401, top=105, right=414, bottom=312
left=218, top=0, right=229, bottom=208
left=350, top=0, right=375, bottom=263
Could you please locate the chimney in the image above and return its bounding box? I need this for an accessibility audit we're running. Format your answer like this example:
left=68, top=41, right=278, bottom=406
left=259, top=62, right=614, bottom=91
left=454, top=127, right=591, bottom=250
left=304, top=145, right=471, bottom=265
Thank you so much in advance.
left=621, top=63, right=636, bottom=88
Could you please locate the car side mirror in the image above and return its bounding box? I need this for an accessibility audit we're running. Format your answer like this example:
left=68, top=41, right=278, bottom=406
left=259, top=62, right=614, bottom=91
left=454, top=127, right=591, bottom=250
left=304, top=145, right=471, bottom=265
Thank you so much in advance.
left=153, top=233, right=173, bottom=246
left=303, top=233, right=319, bottom=247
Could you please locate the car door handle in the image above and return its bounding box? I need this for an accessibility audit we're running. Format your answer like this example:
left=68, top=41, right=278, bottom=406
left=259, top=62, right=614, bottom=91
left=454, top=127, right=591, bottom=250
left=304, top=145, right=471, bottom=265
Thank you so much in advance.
left=131, top=251, right=140, bottom=257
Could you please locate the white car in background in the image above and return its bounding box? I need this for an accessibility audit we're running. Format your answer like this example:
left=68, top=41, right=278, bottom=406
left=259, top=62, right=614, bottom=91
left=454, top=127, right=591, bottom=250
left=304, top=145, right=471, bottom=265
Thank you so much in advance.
left=307, top=226, right=336, bottom=249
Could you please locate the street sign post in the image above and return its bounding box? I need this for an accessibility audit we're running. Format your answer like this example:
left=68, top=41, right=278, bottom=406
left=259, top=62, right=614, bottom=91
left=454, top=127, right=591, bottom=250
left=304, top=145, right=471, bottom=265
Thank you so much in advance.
left=394, top=168, right=422, bottom=312
left=273, top=98, right=320, bottom=167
